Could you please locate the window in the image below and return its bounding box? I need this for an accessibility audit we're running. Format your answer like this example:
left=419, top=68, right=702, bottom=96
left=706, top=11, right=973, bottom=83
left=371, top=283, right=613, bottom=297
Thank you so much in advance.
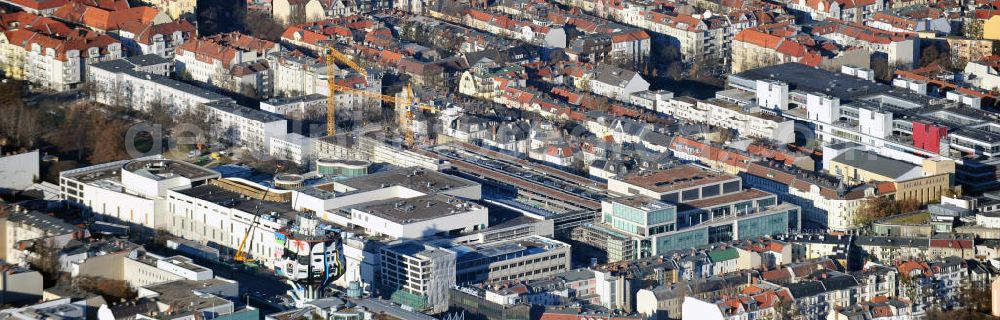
left=723, top=181, right=740, bottom=193
left=701, top=185, right=720, bottom=198
left=682, top=189, right=700, bottom=201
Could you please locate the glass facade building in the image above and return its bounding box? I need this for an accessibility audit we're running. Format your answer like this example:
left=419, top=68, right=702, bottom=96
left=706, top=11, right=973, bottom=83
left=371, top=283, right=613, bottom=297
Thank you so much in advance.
left=317, top=159, right=371, bottom=177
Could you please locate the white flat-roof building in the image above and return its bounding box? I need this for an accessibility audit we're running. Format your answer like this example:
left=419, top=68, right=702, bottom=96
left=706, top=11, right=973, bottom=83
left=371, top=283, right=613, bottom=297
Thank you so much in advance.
left=0, top=150, right=40, bottom=191
left=346, top=194, right=487, bottom=240
left=259, top=94, right=326, bottom=120
left=165, top=179, right=298, bottom=269
left=204, top=100, right=288, bottom=154
left=380, top=241, right=456, bottom=313
left=381, top=235, right=571, bottom=313
left=89, top=58, right=228, bottom=112
left=59, top=157, right=219, bottom=235
left=269, top=133, right=316, bottom=165
left=69, top=240, right=215, bottom=288
left=155, top=255, right=214, bottom=281
left=290, top=167, right=482, bottom=220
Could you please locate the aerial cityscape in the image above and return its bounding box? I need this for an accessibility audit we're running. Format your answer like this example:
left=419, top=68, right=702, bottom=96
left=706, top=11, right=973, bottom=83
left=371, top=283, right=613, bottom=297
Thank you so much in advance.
left=3, top=0, right=1000, bottom=318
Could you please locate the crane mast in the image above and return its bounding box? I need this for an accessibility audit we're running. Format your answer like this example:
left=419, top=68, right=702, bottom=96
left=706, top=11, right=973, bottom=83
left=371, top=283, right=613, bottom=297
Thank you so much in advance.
left=326, top=52, right=337, bottom=137
left=233, top=181, right=275, bottom=263
left=323, top=46, right=438, bottom=146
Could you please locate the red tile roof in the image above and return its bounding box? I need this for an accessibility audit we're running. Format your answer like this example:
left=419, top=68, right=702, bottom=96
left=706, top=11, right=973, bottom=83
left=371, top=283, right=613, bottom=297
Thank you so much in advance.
left=281, top=25, right=328, bottom=47
left=6, top=0, right=67, bottom=10
left=545, top=145, right=575, bottom=157
left=896, top=260, right=932, bottom=277
left=929, top=239, right=973, bottom=250
left=118, top=19, right=194, bottom=45
left=0, top=11, right=71, bottom=34
left=811, top=19, right=914, bottom=44
left=52, top=2, right=161, bottom=31
left=178, top=32, right=276, bottom=68
left=5, top=26, right=119, bottom=61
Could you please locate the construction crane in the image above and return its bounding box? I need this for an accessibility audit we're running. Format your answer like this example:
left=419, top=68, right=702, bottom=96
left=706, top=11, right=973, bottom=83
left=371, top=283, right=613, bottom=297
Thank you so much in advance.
left=234, top=168, right=282, bottom=263
left=325, top=46, right=368, bottom=137
left=323, top=46, right=439, bottom=146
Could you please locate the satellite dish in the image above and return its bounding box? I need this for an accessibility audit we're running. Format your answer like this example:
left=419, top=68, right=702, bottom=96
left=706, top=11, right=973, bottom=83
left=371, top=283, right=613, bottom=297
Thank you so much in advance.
left=703, top=10, right=713, bottom=19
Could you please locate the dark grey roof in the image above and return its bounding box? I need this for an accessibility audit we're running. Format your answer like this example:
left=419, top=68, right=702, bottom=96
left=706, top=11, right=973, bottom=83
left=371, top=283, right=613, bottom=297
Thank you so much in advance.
left=263, top=94, right=326, bottom=105
left=590, top=159, right=607, bottom=168
left=825, top=141, right=864, bottom=151
left=91, top=59, right=228, bottom=101
left=731, top=63, right=890, bottom=104
left=648, top=285, right=685, bottom=300
left=965, top=259, right=997, bottom=275
left=786, top=281, right=826, bottom=298
left=500, top=44, right=539, bottom=62
left=108, top=298, right=160, bottom=319
left=689, top=272, right=753, bottom=294
left=493, top=121, right=530, bottom=142
left=952, top=127, right=1000, bottom=144
left=349, top=194, right=479, bottom=224
left=174, top=184, right=296, bottom=219
left=463, top=49, right=500, bottom=67
left=929, top=256, right=965, bottom=269
left=774, top=233, right=853, bottom=245
left=818, top=273, right=860, bottom=291
left=557, top=269, right=595, bottom=282
left=204, top=100, right=285, bottom=123
left=124, top=54, right=170, bottom=67
left=641, top=131, right=672, bottom=147
left=614, top=118, right=648, bottom=136
left=593, top=64, right=638, bottom=87
left=855, top=236, right=929, bottom=248
left=7, top=210, right=79, bottom=234
left=831, top=149, right=915, bottom=179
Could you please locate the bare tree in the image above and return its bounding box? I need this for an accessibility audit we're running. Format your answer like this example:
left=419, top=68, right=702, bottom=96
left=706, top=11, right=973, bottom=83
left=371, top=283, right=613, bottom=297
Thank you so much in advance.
left=667, top=62, right=684, bottom=81
left=52, top=103, right=96, bottom=161
left=852, top=197, right=922, bottom=227
left=174, top=105, right=215, bottom=152
left=27, top=239, right=62, bottom=280
left=964, top=19, right=985, bottom=40
left=143, top=101, right=176, bottom=129
left=243, top=12, right=284, bottom=42
left=0, top=80, right=41, bottom=149
left=73, top=276, right=137, bottom=302
left=871, top=59, right=892, bottom=82
left=88, top=118, right=131, bottom=164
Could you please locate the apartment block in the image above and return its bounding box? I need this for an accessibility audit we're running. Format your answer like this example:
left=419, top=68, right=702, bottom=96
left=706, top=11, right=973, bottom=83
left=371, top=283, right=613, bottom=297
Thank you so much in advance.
left=203, top=100, right=288, bottom=154
left=89, top=56, right=228, bottom=112
left=0, top=12, right=122, bottom=90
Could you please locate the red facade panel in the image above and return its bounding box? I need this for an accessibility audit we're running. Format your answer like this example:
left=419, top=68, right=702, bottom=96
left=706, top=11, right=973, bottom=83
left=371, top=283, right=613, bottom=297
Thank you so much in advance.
left=912, top=121, right=947, bottom=153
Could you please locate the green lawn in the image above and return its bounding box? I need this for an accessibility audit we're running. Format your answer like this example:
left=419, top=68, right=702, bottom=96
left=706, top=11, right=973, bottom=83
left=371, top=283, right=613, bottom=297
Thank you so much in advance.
left=883, top=212, right=930, bottom=225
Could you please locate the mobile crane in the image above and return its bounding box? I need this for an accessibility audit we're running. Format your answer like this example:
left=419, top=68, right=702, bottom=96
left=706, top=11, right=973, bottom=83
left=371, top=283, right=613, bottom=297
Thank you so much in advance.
left=233, top=168, right=280, bottom=264
left=324, top=46, right=439, bottom=146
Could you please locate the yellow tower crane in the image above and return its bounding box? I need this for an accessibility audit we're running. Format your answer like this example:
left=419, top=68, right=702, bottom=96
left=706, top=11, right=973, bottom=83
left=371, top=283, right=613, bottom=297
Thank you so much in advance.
left=323, top=46, right=439, bottom=146
left=325, top=46, right=368, bottom=137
